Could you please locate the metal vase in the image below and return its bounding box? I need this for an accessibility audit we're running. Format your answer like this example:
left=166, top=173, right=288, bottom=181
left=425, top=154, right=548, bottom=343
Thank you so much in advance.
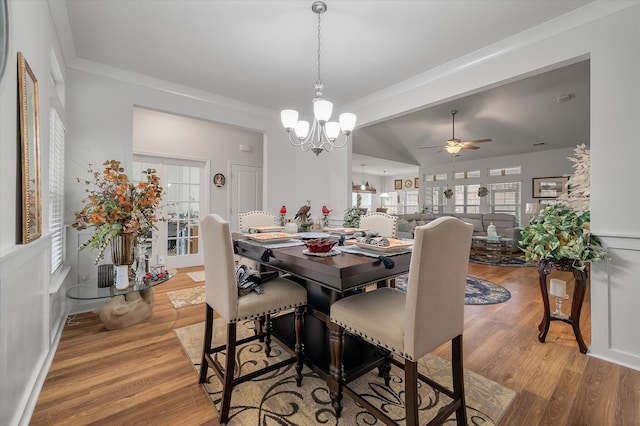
left=111, top=232, right=135, bottom=266
left=111, top=233, right=135, bottom=289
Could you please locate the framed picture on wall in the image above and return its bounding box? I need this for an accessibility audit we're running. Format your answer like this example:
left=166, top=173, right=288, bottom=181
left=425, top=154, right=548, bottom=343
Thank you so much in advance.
left=394, top=179, right=402, bottom=190
left=414, top=177, right=419, bottom=189
left=532, top=176, right=569, bottom=198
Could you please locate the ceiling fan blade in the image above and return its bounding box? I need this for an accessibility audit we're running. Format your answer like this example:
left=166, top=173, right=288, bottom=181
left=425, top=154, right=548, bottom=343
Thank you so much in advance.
left=417, top=145, right=445, bottom=149
left=460, top=145, right=480, bottom=150
left=461, top=138, right=492, bottom=144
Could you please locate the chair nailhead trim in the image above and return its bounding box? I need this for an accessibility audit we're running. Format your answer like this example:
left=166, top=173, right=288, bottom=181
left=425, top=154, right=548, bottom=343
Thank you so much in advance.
left=230, top=301, right=306, bottom=323
left=330, top=318, right=413, bottom=361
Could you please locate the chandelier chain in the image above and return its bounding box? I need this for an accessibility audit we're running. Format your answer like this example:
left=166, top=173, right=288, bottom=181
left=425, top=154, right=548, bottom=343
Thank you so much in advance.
left=316, top=11, right=322, bottom=85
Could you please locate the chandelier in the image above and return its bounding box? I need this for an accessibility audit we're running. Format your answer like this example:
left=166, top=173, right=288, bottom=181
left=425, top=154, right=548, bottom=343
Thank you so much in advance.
left=280, top=1, right=356, bottom=156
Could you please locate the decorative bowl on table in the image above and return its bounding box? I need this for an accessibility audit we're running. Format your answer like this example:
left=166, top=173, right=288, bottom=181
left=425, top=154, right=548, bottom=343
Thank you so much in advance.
left=304, top=239, right=337, bottom=253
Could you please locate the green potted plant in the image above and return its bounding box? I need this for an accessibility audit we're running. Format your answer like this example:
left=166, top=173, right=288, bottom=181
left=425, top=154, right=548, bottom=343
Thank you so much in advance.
left=344, top=194, right=363, bottom=228
left=519, top=204, right=607, bottom=271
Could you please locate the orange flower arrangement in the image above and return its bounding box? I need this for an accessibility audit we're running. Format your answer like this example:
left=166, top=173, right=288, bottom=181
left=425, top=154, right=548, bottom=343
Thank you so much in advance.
left=72, top=160, right=164, bottom=263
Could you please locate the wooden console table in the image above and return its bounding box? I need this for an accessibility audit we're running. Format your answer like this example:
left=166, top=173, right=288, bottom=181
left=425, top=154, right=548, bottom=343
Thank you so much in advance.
left=537, top=259, right=589, bottom=353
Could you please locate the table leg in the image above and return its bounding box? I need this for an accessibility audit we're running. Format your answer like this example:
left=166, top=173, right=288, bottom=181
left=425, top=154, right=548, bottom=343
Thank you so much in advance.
left=537, top=272, right=551, bottom=342
left=570, top=272, right=588, bottom=354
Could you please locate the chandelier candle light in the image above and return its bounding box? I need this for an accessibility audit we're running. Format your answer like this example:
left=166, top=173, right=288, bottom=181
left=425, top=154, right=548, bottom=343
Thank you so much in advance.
left=281, top=1, right=356, bottom=156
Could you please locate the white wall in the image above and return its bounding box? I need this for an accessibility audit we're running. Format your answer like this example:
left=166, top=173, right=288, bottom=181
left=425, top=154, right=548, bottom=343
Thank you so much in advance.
left=0, top=1, right=70, bottom=425
left=132, top=107, right=264, bottom=220
left=346, top=3, right=640, bottom=369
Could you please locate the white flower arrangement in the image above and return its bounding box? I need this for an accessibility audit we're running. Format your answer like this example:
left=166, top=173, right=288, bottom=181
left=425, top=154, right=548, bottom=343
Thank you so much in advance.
left=477, top=186, right=489, bottom=197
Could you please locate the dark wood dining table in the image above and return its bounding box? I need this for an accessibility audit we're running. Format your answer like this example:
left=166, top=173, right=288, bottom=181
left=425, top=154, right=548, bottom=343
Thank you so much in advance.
left=234, top=239, right=411, bottom=410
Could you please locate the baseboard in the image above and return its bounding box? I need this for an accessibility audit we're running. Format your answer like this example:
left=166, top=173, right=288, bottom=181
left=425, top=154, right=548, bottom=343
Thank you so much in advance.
left=17, top=304, right=69, bottom=425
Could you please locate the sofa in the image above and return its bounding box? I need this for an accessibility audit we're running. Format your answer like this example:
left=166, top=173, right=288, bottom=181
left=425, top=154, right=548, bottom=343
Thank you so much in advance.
left=394, top=212, right=521, bottom=253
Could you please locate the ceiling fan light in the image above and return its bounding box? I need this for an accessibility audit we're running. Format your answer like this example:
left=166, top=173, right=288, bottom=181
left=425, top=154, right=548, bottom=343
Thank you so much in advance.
left=446, top=145, right=461, bottom=154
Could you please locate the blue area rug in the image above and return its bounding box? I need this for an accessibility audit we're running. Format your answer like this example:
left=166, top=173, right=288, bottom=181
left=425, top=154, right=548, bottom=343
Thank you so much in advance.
left=394, top=274, right=511, bottom=305
left=469, top=253, right=536, bottom=267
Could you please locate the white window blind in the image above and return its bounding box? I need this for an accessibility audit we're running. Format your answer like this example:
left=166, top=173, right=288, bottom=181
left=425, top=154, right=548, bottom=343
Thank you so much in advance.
left=49, top=108, right=66, bottom=273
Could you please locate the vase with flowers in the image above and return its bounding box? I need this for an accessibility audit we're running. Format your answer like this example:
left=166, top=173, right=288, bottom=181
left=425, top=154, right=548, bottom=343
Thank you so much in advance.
left=72, top=160, right=164, bottom=289
left=443, top=188, right=453, bottom=199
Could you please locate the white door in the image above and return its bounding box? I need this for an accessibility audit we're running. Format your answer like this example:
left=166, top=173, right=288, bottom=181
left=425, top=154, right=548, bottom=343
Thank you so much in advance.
left=230, top=163, right=263, bottom=231
left=134, top=156, right=207, bottom=269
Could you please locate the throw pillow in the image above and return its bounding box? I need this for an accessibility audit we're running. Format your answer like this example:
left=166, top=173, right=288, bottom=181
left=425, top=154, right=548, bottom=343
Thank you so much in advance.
left=461, top=218, right=484, bottom=233
left=416, top=220, right=426, bottom=226
left=408, top=220, right=417, bottom=231
left=397, top=219, right=410, bottom=233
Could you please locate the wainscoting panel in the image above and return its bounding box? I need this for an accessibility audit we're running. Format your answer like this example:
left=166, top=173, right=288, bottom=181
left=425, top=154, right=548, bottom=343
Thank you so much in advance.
left=0, top=236, right=51, bottom=426
left=590, top=234, right=640, bottom=371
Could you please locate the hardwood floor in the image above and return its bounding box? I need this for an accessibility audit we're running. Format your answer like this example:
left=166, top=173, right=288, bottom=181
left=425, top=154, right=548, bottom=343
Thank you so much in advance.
left=31, top=263, right=640, bottom=425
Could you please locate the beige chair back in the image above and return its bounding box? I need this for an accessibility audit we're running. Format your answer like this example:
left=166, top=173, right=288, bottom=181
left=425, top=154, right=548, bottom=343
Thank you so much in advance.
left=360, top=212, right=399, bottom=238
left=238, top=211, right=277, bottom=229
left=201, top=214, right=239, bottom=322
left=404, top=216, right=473, bottom=359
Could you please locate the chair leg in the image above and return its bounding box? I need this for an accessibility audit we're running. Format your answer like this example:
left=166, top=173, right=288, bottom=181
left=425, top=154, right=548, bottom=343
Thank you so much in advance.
left=254, top=315, right=265, bottom=341
left=199, top=304, right=214, bottom=383
left=452, top=334, right=467, bottom=426
left=294, top=305, right=305, bottom=386
left=377, top=352, right=392, bottom=386
left=219, top=322, right=237, bottom=424
left=405, top=360, right=419, bottom=426
left=328, top=322, right=344, bottom=417
left=264, top=314, right=272, bottom=357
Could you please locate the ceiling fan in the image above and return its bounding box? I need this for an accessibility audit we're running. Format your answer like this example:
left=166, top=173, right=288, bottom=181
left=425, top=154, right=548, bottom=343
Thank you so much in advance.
left=418, top=110, right=492, bottom=154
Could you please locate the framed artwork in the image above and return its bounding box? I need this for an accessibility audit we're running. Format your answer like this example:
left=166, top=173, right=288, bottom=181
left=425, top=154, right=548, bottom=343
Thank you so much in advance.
left=414, top=177, right=419, bottom=189
left=394, top=179, right=402, bottom=190
left=213, top=173, right=226, bottom=187
left=18, top=52, right=41, bottom=244
left=532, top=176, right=568, bottom=198
left=0, top=0, right=7, bottom=80
left=404, top=179, right=412, bottom=189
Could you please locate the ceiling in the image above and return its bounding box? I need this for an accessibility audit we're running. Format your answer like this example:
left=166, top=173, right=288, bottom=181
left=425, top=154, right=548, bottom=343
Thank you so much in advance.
left=53, top=0, right=596, bottom=175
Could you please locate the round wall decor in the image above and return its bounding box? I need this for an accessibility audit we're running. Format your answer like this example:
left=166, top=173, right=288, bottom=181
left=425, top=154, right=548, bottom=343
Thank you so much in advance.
left=213, top=173, right=226, bottom=187
left=404, top=179, right=413, bottom=188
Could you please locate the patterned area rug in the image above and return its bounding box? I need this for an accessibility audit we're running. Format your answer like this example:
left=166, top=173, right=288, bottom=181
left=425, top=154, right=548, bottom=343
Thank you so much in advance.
left=469, top=253, right=536, bottom=267
left=166, top=286, right=206, bottom=308
left=175, top=321, right=517, bottom=425
left=187, top=270, right=205, bottom=282
left=395, top=275, right=511, bottom=305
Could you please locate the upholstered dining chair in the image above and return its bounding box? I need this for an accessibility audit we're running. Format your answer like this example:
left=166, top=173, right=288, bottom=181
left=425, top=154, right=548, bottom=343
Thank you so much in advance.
left=329, top=216, right=473, bottom=426
left=237, top=210, right=277, bottom=229
left=199, top=214, right=307, bottom=424
left=359, top=211, right=399, bottom=238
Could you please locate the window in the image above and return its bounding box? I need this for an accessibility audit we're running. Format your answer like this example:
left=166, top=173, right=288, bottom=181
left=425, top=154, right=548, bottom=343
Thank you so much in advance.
left=352, top=192, right=373, bottom=214
left=425, top=172, right=448, bottom=182
left=403, top=191, right=419, bottom=214
left=453, top=170, right=480, bottom=180
left=488, top=166, right=521, bottom=177
left=454, top=184, right=480, bottom=213
left=490, top=182, right=521, bottom=225
left=425, top=186, right=446, bottom=213
left=49, top=108, right=66, bottom=273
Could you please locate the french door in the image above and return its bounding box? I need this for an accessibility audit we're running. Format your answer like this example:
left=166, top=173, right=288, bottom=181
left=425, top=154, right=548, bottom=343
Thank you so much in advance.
left=133, top=155, right=207, bottom=268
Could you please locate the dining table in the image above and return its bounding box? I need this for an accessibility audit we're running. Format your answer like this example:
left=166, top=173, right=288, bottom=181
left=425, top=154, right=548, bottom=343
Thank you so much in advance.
left=233, top=234, right=412, bottom=414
